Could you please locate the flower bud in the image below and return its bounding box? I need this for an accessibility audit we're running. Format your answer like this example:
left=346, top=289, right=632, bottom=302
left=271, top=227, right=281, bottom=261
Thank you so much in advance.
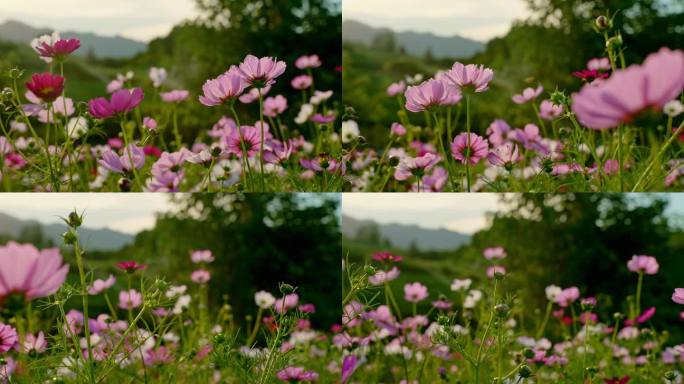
left=118, top=177, right=132, bottom=192
left=585, top=366, right=599, bottom=377
left=279, top=283, right=295, bottom=294
left=594, top=15, right=612, bottom=31
left=62, top=230, right=77, bottom=245
left=67, top=210, right=83, bottom=228
left=522, top=348, right=535, bottom=359
left=606, top=35, right=623, bottom=50
left=211, top=146, right=222, bottom=158
left=518, top=365, right=532, bottom=378
left=664, top=371, right=678, bottom=382
left=389, top=156, right=400, bottom=167
left=494, top=303, right=510, bottom=318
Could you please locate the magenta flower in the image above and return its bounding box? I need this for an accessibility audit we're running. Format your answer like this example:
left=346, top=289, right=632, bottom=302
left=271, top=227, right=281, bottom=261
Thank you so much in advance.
left=486, top=265, right=506, bottom=279
left=160, top=89, right=189, bottom=103
left=0, top=242, right=68, bottom=305
left=488, top=143, right=520, bottom=168
left=483, top=246, right=507, bottom=260
left=387, top=81, right=406, bottom=97
left=25, top=73, right=65, bottom=103
left=118, top=289, right=142, bottom=310
left=143, top=117, right=158, bottom=132
left=238, top=55, right=287, bottom=88
left=394, top=153, right=440, bottom=181
left=372, top=251, right=403, bottom=263
left=89, top=88, right=144, bottom=119
left=539, top=100, right=564, bottom=120
left=512, top=84, right=544, bottom=104
left=263, top=95, right=288, bottom=117
left=226, top=126, right=262, bottom=157
left=116, top=261, right=148, bottom=273
left=263, top=141, right=293, bottom=164
left=144, top=346, right=174, bottom=366
left=291, top=74, right=312, bottom=90
left=190, top=250, right=214, bottom=264
left=191, top=269, right=211, bottom=284
left=295, top=54, right=322, bottom=70
left=88, top=275, right=116, bottom=295
left=391, top=122, right=407, bottom=136
left=276, top=366, right=319, bottom=382
left=404, top=282, right=428, bottom=303
left=451, top=133, right=489, bottom=165
left=443, top=62, right=494, bottom=93
left=98, top=144, right=146, bottom=174
left=341, top=355, right=358, bottom=383
left=310, top=113, right=336, bottom=124
left=199, top=69, right=246, bottom=106
left=0, top=323, right=17, bottom=353
left=32, top=34, right=80, bottom=61
left=572, top=47, right=684, bottom=130
left=673, top=288, right=684, bottom=304
left=404, top=78, right=451, bottom=112
left=627, top=255, right=659, bottom=275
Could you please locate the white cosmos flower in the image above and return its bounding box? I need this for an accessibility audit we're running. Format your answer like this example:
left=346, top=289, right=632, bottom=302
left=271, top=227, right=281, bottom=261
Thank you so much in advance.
left=255, top=291, right=276, bottom=309
left=341, top=121, right=360, bottom=144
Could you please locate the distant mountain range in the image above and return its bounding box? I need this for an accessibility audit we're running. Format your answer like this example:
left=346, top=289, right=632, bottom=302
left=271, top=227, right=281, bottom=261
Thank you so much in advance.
left=343, top=20, right=485, bottom=59
left=0, top=212, right=134, bottom=251
left=0, top=20, right=147, bottom=59
left=342, top=215, right=471, bottom=251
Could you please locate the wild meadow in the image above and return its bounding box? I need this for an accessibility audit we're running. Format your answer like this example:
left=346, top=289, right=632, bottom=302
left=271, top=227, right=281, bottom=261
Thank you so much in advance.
left=0, top=219, right=337, bottom=383
left=0, top=33, right=343, bottom=192
left=342, top=12, right=684, bottom=192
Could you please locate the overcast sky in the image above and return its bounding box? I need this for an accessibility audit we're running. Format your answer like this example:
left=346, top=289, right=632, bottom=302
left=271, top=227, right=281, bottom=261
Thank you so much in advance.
left=0, top=194, right=172, bottom=234
left=0, top=0, right=199, bottom=42
left=342, top=194, right=684, bottom=235
left=343, top=0, right=530, bottom=41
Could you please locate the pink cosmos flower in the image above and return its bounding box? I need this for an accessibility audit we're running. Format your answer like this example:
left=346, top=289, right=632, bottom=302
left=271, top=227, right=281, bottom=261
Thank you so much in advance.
left=116, top=261, right=148, bottom=273
left=199, top=69, right=246, bottom=106
left=310, top=113, right=336, bottom=124
left=295, top=54, right=322, bottom=70
left=420, top=166, right=448, bottom=192
left=341, top=355, right=358, bottom=384
left=291, top=74, right=312, bottom=90
left=238, top=55, right=287, bottom=88
left=21, top=331, right=47, bottom=354
left=587, top=57, right=611, bottom=71
left=88, top=88, right=144, bottom=119
left=372, top=251, right=403, bottom=263
left=432, top=300, right=453, bottom=310
left=368, top=267, right=400, bottom=286
left=539, top=100, right=564, bottom=120
left=487, top=119, right=512, bottom=146
left=191, top=250, right=214, bottom=264
left=555, top=287, right=580, bottom=307
left=88, top=275, right=116, bottom=295
left=0, top=242, right=69, bottom=305
left=226, top=126, right=262, bottom=157
left=387, top=81, right=406, bottom=97
left=191, top=269, right=211, bottom=284
left=394, top=153, right=440, bottom=181
left=486, top=265, right=506, bottom=278
left=391, top=122, right=407, bottom=136
left=275, top=294, right=300, bottom=314
left=144, top=346, right=174, bottom=366
left=443, top=62, right=494, bottom=93
left=512, top=84, right=544, bottom=104
left=483, top=246, right=507, bottom=260
left=263, top=95, right=288, bottom=117
left=160, top=90, right=189, bottom=103
left=488, top=143, right=520, bottom=168
left=98, top=144, right=146, bottom=174
left=451, top=133, right=489, bottom=165
left=32, top=34, right=80, bottom=61
left=404, top=78, right=451, bottom=112
left=276, top=366, right=319, bottom=382
left=627, top=255, right=659, bottom=275
left=404, top=282, right=428, bottom=303
left=0, top=323, right=18, bottom=353
left=240, top=85, right=272, bottom=104
left=672, top=288, right=684, bottom=304
left=572, top=47, right=684, bottom=129
left=118, top=289, right=142, bottom=310
left=602, top=159, right=620, bottom=176
left=25, top=73, right=65, bottom=103
left=263, top=140, right=293, bottom=164
left=143, top=117, right=158, bottom=132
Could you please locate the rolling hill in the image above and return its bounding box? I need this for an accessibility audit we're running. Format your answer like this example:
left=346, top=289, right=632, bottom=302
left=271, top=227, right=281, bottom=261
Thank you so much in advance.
left=342, top=19, right=485, bottom=59
left=0, top=19, right=147, bottom=59
left=0, top=212, right=134, bottom=251
left=342, top=214, right=470, bottom=251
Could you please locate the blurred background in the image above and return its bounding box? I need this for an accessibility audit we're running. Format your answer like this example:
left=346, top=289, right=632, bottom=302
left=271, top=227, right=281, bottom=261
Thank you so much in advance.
left=0, top=193, right=342, bottom=329
left=0, top=0, right=342, bottom=142
left=343, top=193, right=684, bottom=343
left=342, top=0, right=684, bottom=148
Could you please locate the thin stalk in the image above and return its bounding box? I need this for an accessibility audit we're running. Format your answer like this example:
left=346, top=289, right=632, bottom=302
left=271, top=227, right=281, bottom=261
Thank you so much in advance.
left=465, top=95, right=472, bottom=192
left=632, top=121, right=684, bottom=191
left=73, top=238, right=95, bottom=383
left=257, top=88, right=266, bottom=191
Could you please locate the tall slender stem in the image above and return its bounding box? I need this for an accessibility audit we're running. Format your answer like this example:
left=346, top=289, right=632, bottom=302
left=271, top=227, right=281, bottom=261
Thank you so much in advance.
left=465, top=95, right=472, bottom=192
left=73, top=238, right=95, bottom=383
left=257, top=88, right=266, bottom=191
left=632, top=121, right=684, bottom=191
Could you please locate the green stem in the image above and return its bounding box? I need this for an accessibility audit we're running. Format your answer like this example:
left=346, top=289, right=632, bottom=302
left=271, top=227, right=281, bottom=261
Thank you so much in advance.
left=632, top=121, right=684, bottom=191
left=635, top=272, right=644, bottom=319
left=73, top=238, right=95, bottom=383
left=465, top=95, right=472, bottom=192
left=257, top=88, right=266, bottom=192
